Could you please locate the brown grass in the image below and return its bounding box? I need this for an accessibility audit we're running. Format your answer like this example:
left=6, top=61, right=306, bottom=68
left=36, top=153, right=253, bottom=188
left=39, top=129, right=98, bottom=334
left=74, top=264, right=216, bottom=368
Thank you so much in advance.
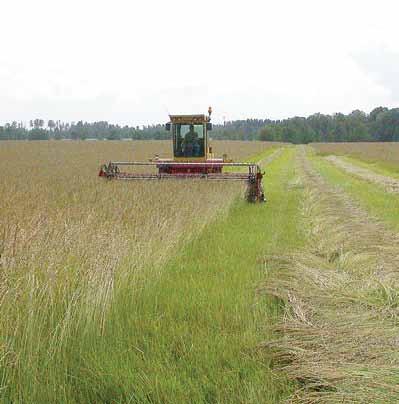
left=312, top=142, right=399, bottom=170
left=260, top=147, right=399, bottom=402
left=0, top=139, right=275, bottom=285
left=0, top=140, right=278, bottom=396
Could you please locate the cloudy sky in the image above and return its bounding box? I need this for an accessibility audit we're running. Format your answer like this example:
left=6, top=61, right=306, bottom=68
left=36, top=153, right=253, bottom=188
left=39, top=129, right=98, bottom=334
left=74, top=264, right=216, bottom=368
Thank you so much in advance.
left=1, top=0, right=398, bottom=125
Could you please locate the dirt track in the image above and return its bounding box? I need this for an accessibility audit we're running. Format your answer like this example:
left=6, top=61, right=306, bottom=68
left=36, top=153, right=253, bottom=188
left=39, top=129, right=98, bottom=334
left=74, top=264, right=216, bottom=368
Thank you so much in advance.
left=325, top=155, right=399, bottom=193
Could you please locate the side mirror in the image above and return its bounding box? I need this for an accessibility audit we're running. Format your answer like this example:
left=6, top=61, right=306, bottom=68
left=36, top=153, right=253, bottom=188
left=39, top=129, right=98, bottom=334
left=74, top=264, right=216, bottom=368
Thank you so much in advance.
left=206, top=123, right=212, bottom=131
left=165, top=123, right=171, bottom=131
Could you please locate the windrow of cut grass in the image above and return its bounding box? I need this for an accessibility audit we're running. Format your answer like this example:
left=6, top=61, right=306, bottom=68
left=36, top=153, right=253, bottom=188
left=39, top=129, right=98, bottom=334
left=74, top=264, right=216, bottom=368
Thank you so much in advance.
left=312, top=142, right=399, bottom=177
left=324, top=155, right=399, bottom=193
left=261, top=147, right=399, bottom=402
left=0, top=140, right=282, bottom=402
left=312, top=151, right=399, bottom=231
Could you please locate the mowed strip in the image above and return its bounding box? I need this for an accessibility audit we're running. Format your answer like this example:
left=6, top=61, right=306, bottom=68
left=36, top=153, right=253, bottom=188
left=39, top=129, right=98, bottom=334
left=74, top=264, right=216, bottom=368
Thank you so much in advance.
left=312, top=142, right=399, bottom=177
left=62, top=148, right=303, bottom=404
left=262, top=147, right=399, bottom=402
left=325, top=154, right=399, bottom=193
left=313, top=153, right=399, bottom=231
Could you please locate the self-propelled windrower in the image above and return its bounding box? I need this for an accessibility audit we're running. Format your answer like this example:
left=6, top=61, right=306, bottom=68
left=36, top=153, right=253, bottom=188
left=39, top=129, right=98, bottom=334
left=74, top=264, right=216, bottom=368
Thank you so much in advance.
left=99, top=107, right=265, bottom=202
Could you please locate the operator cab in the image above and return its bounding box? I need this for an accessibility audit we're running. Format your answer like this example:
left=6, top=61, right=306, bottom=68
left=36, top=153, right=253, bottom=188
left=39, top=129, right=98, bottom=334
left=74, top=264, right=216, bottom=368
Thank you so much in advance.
left=165, top=108, right=213, bottom=161
left=174, top=123, right=204, bottom=158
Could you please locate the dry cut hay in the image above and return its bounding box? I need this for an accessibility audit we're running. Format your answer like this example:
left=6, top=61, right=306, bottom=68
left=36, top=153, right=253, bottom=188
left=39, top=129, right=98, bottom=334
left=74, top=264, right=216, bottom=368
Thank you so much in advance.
left=325, top=155, right=399, bottom=193
left=312, top=142, right=399, bottom=170
left=260, top=147, right=399, bottom=403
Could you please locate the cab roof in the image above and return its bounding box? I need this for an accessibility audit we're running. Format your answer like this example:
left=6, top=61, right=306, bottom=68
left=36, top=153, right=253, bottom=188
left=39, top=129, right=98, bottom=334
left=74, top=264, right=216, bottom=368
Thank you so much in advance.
left=169, top=114, right=210, bottom=124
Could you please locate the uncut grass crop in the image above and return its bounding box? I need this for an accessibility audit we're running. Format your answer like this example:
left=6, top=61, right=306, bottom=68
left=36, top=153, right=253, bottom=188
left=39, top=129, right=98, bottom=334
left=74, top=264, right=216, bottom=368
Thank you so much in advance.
left=211, top=140, right=283, bottom=161
left=0, top=140, right=276, bottom=402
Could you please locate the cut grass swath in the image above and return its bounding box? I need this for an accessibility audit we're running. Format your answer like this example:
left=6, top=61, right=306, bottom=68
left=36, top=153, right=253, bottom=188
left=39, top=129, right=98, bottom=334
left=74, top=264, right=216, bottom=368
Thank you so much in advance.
left=261, top=147, right=399, bottom=402
left=313, top=153, right=399, bottom=231
left=312, top=142, right=399, bottom=177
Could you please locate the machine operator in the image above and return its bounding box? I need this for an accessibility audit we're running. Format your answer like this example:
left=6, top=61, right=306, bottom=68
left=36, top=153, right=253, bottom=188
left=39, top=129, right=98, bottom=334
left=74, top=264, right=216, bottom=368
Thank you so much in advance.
left=182, top=125, right=200, bottom=156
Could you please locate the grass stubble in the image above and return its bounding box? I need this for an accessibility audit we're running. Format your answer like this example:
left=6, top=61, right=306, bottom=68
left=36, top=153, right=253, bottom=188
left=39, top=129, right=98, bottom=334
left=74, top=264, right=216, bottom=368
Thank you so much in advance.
left=261, top=147, right=399, bottom=402
left=0, top=140, right=278, bottom=402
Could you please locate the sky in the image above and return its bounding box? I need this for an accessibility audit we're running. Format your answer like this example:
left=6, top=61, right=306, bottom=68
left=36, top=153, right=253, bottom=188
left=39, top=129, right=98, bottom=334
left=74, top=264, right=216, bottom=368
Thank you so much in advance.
left=1, top=0, right=399, bottom=126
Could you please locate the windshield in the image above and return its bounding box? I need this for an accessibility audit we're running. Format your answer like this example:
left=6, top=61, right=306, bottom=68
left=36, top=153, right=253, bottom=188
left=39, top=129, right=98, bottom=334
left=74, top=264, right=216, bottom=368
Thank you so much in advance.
left=174, top=124, right=205, bottom=157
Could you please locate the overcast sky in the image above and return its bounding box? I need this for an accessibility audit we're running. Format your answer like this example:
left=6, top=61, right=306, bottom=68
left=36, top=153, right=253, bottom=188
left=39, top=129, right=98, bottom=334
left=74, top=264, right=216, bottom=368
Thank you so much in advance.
left=1, top=0, right=398, bottom=125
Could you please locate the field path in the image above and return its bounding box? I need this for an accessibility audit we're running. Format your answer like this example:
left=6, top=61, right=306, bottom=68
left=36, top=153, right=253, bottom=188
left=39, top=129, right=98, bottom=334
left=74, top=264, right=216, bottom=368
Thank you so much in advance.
left=262, top=147, right=399, bottom=402
left=325, top=154, right=399, bottom=193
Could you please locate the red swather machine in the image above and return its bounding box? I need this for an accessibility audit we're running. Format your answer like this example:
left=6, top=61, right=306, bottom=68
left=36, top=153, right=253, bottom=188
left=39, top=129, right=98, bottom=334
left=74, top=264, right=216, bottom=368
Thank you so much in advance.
left=99, top=107, right=265, bottom=202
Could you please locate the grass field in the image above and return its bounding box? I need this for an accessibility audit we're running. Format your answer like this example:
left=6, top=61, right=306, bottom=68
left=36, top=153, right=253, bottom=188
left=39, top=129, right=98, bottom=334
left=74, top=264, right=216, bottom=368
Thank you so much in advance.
left=262, top=147, right=399, bottom=402
left=0, top=140, right=286, bottom=403
left=2, top=140, right=399, bottom=403
left=58, top=148, right=303, bottom=404
left=312, top=142, right=399, bottom=176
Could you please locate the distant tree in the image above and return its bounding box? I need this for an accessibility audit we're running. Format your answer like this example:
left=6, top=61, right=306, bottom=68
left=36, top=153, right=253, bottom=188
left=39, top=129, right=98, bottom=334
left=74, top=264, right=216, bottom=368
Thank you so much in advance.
left=258, top=127, right=271, bottom=141
left=106, top=128, right=121, bottom=140
left=48, top=120, right=56, bottom=131
left=29, top=128, right=49, bottom=140
left=33, top=119, right=44, bottom=129
left=0, top=126, right=6, bottom=141
left=369, top=106, right=389, bottom=121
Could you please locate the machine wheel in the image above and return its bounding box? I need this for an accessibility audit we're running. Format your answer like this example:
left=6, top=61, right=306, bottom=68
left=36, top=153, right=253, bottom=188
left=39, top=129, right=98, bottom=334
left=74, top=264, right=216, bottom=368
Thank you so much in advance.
left=246, top=181, right=257, bottom=203
left=246, top=179, right=266, bottom=203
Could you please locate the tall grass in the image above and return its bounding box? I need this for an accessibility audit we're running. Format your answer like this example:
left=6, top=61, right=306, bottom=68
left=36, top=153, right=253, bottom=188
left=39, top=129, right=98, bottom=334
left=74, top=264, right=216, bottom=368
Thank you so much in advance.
left=67, top=148, right=302, bottom=404
left=0, top=140, right=279, bottom=402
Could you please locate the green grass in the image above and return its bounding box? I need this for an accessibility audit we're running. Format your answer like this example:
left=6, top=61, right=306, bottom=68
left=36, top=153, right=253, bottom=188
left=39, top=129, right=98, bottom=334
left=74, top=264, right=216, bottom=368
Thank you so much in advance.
left=264, top=147, right=399, bottom=403
left=311, top=153, right=399, bottom=230
left=2, top=148, right=303, bottom=403
left=225, top=145, right=280, bottom=174
left=246, top=146, right=280, bottom=164
left=314, top=147, right=399, bottom=178
left=339, top=155, right=399, bottom=179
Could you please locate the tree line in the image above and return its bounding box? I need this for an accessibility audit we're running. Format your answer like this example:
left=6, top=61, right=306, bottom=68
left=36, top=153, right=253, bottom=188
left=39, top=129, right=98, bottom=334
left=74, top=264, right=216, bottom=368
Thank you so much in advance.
left=256, top=107, right=399, bottom=143
left=212, top=107, right=399, bottom=143
left=1, top=107, right=398, bottom=143
left=0, top=120, right=168, bottom=141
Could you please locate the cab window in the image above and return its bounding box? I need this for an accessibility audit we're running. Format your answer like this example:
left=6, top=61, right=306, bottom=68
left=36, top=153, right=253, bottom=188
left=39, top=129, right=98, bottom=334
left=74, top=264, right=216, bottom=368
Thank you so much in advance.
left=174, top=124, right=205, bottom=157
